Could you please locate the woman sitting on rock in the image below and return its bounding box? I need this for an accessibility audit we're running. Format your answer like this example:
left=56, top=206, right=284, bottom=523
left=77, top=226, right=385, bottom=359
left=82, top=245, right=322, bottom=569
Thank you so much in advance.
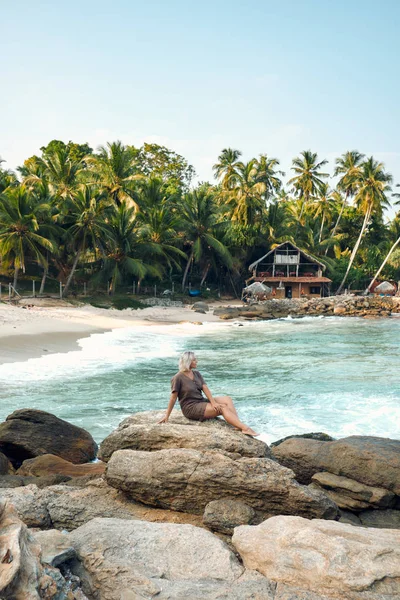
left=158, top=351, right=259, bottom=436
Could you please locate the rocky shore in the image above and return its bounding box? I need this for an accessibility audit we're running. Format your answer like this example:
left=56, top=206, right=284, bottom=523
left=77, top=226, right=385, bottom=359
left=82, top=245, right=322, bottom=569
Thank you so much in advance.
left=0, top=409, right=399, bottom=599
left=211, top=295, right=400, bottom=320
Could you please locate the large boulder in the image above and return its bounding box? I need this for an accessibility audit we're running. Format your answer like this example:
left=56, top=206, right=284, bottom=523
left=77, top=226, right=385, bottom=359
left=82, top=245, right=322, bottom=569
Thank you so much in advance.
left=0, top=485, right=51, bottom=528
left=99, top=410, right=269, bottom=462
left=272, top=435, right=400, bottom=493
left=105, top=448, right=338, bottom=519
left=0, top=409, right=97, bottom=467
left=17, top=454, right=105, bottom=478
left=310, top=471, right=396, bottom=511
left=33, top=529, right=76, bottom=567
left=68, top=517, right=276, bottom=600
left=232, top=515, right=400, bottom=599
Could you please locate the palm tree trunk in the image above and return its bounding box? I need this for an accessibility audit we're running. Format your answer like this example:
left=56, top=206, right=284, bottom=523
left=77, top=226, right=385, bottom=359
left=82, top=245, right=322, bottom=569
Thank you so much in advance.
left=337, top=206, right=371, bottom=294
left=63, top=249, right=81, bottom=297
left=319, top=214, right=325, bottom=243
left=326, top=192, right=348, bottom=255
left=364, top=235, right=400, bottom=294
left=200, top=263, right=210, bottom=287
left=39, top=266, right=48, bottom=295
left=13, top=266, right=19, bottom=293
left=182, top=248, right=194, bottom=291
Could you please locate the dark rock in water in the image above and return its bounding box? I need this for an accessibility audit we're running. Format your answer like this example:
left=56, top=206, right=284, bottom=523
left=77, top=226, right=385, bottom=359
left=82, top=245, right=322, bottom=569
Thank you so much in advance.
left=105, top=448, right=339, bottom=519
left=99, top=409, right=269, bottom=462
left=0, top=409, right=98, bottom=467
left=359, top=509, right=400, bottom=529
left=203, top=498, right=256, bottom=535
left=271, top=432, right=335, bottom=448
left=0, top=451, right=14, bottom=475
left=272, top=435, right=400, bottom=494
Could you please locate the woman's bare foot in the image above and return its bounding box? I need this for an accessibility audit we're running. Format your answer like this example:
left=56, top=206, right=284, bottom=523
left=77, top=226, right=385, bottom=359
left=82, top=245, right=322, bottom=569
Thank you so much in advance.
left=241, top=427, right=260, bottom=437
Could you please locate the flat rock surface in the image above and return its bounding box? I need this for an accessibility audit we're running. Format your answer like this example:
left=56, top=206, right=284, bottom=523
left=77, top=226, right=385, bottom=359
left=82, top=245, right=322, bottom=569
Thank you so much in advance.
left=272, top=435, right=400, bottom=493
left=0, top=409, right=97, bottom=467
left=99, top=409, right=270, bottom=462
left=105, top=448, right=338, bottom=519
left=232, top=515, right=400, bottom=599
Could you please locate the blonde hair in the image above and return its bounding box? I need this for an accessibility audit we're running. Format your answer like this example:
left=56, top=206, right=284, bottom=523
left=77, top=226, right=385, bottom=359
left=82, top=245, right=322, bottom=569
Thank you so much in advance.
left=179, top=351, right=196, bottom=372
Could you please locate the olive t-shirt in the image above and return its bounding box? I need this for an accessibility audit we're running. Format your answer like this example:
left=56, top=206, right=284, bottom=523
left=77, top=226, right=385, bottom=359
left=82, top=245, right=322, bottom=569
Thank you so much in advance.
left=171, top=370, right=206, bottom=408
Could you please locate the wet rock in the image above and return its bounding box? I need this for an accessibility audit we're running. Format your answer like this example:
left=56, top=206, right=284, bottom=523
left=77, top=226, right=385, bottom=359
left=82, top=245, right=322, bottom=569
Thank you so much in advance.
left=358, top=509, right=400, bottom=529
left=98, top=410, right=269, bottom=462
left=310, top=472, right=396, bottom=511
left=232, top=515, right=400, bottom=599
left=192, top=301, right=209, bottom=312
left=17, top=453, right=105, bottom=478
left=0, top=409, right=97, bottom=468
left=213, top=307, right=240, bottom=319
left=69, top=518, right=244, bottom=599
left=203, top=498, right=256, bottom=534
left=272, top=435, right=400, bottom=493
left=105, top=448, right=338, bottom=519
left=271, top=432, right=335, bottom=448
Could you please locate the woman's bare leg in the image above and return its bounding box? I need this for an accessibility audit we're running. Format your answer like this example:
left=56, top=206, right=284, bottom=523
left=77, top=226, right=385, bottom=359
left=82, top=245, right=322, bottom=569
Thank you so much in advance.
left=202, top=403, right=259, bottom=436
left=214, top=395, right=239, bottom=418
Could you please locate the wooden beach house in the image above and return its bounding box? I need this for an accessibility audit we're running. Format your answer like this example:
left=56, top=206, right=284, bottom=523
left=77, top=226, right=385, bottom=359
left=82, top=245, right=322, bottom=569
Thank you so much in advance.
left=248, top=241, right=331, bottom=299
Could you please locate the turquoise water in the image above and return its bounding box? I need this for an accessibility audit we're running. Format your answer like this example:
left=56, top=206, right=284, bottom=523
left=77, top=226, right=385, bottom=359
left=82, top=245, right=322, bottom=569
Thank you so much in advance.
left=0, top=316, right=399, bottom=445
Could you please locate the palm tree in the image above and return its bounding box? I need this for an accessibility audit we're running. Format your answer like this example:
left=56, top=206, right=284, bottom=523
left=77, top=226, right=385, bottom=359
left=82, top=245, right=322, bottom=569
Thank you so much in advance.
left=179, top=186, right=233, bottom=290
left=364, top=206, right=400, bottom=294
left=337, top=157, right=392, bottom=294
left=332, top=151, right=365, bottom=238
left=213, top=148, right=242, bottom=189
left=225, top=160, right=267, bottom=226
left=0, top=158, right=17, bottom=192
left=312, top=184, right=336, bottom=243
left=255, top=154, right=285, bottom=200
left=61, top=185, right=111, bottom=296
left=86, top=141, right=142, bottom=209
left=0, top=185, right=54, bottom=290
left=94, top=202, right=162, bottom=294
left=288, top=150, right=329, bottom=221
left=21, top=147, right=83, bottom=201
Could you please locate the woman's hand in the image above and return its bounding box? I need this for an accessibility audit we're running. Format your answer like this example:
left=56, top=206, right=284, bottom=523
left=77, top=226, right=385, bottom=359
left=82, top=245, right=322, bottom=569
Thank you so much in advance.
left=210, top=401, right=223, bottom=415
left=158, top=415, right=169, bottom=424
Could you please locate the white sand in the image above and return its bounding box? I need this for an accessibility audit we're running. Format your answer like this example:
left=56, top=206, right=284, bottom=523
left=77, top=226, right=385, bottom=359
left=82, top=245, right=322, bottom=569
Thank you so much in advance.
left=0, top=299, right=232, bottom=364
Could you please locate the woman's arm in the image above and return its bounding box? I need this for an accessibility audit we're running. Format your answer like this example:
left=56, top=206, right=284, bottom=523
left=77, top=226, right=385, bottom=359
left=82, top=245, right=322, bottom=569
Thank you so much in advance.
left=158, top=392, right=178, bottom=423
left=202, top=384, right=223, bottom=415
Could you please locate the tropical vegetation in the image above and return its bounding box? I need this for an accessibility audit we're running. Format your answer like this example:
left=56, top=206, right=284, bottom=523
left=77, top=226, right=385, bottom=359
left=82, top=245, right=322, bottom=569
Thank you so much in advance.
left=0, top=140, right=398, bottom=297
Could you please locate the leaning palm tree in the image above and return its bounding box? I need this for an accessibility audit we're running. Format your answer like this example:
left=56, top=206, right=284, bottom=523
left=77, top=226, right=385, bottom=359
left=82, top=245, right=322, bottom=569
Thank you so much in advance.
left=288, top=150, right=329, bottom=221
left=86, top=141, right=142, bottom=209
left=337, top=157, right=392, bottom=294
left=179, top=186, right=233, bottom=290
left=213, top=148, right=242, bottom=190
left=0, top=185, right=54, bottom=290
left=332, top=151, right=364, bottom=238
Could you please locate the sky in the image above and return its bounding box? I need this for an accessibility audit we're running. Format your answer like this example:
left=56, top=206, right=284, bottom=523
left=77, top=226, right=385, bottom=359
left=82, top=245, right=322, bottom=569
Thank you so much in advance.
left=2, top=0, right=400, bottom=208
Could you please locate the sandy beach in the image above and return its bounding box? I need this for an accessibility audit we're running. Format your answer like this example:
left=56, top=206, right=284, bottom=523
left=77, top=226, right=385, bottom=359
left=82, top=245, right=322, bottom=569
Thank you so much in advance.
left=0, top=299, right=227, bottom=364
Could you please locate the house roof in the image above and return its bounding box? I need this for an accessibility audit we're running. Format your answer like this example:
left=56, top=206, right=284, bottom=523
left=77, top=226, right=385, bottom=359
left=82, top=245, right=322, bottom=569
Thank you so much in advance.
left=254, top=276, right=332, bottom=284
left=248, top=241, right=326, bottom=271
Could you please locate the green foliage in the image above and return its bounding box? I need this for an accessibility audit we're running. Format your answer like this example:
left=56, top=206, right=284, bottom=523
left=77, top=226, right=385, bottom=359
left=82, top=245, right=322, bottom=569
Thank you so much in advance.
left=0, top=140, right=399, bottom=296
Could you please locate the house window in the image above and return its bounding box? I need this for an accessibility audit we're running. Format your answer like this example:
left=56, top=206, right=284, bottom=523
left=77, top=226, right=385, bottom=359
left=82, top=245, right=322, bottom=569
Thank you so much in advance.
left=309, top=286, right=321, bottom=294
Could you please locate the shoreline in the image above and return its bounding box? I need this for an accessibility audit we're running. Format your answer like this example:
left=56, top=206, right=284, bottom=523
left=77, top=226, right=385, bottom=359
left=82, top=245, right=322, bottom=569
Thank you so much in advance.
left=0, top=300, right=228, bottom=364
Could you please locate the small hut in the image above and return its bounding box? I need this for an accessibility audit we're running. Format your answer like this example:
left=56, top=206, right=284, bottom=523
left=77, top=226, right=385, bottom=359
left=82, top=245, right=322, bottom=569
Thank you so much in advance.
left=242, top=281, right=272, bottom=302
left=374, top=281, right=396, bottom=296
